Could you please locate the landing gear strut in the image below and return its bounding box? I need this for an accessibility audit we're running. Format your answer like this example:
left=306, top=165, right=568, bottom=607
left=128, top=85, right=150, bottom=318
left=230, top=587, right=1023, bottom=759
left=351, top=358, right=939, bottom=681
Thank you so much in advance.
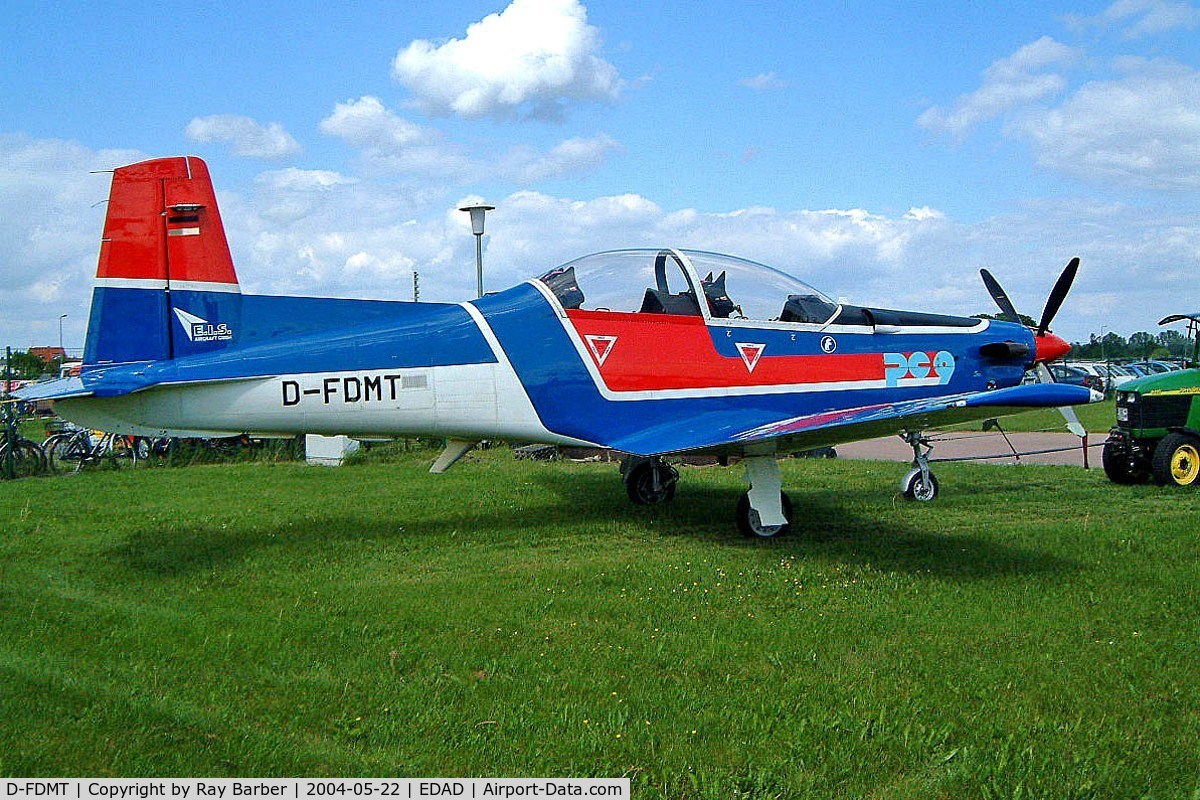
left=900, top=431, right=939, bottom=501
left=736, top=455, right=793, bottom=538
left=621, top=455, right=679, bottom=504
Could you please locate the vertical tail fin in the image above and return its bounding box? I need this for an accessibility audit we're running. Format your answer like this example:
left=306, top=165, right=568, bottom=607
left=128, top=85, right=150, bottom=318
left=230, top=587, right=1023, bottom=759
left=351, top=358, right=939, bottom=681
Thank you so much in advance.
left=84, top=156, right=242, bottom=367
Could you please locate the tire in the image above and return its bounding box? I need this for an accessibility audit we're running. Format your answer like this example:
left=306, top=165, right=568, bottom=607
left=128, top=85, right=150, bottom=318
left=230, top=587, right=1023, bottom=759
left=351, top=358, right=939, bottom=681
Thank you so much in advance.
left=45, top=431, right=88, bottom=473
left=1102, top=438, right=1150, bottom=485
left=736, top=491, right=793, bottom=539
left=625, top=460, right=678, bottom=505
left=902, top=468, right=939, bottom=501
left=126, top=436, right=150, bottom=461
left=1151, top=432, right=1200, bottom=487
left=0, top=438, right=46, bottom=479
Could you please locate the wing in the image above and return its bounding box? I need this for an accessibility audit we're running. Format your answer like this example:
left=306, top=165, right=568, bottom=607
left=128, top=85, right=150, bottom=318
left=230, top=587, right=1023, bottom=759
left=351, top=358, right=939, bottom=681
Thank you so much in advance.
left=608, top=383, right=1099, bottom=457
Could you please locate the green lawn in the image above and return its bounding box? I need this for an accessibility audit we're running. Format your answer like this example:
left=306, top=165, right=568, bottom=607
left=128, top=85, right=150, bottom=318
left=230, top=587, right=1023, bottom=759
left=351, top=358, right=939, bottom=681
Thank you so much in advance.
left=1, top=450, right=1197, bottom=797
left=953, top=398, right=1116, bottom=434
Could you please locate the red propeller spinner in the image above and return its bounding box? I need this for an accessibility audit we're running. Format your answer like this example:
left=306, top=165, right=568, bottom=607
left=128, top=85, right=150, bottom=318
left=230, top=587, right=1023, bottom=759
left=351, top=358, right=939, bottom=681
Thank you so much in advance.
left=1034, top=331, right=1071, bottom=364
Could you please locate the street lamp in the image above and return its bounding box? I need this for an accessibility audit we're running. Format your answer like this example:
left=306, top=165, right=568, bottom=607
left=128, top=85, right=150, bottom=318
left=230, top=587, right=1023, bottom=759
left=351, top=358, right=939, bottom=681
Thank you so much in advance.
left=58, top=314, right=68, bottom=354
left=459, top=203, right=495, bottom=299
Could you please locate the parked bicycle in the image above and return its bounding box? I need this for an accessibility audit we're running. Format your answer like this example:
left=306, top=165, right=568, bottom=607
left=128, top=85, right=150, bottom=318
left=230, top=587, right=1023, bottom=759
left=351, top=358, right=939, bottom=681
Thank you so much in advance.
left=1, top=403, right=46, bottom=479
left=43, top=427, right=149, bottom=472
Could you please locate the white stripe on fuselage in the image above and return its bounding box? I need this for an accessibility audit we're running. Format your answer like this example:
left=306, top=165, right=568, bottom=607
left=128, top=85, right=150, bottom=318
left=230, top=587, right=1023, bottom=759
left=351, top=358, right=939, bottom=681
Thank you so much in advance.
left=93, top=277, right=241, bottom=293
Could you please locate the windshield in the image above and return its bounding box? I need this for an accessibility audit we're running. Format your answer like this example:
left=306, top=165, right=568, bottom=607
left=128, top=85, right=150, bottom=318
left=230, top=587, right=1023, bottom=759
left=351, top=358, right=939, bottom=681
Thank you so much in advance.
left=537, top=248, right=835, bottom=323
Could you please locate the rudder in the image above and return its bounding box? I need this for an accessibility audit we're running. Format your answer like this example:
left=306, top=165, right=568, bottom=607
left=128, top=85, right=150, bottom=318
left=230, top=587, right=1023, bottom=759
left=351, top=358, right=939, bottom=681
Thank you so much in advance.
left=84, top=156, right=243, bottom=368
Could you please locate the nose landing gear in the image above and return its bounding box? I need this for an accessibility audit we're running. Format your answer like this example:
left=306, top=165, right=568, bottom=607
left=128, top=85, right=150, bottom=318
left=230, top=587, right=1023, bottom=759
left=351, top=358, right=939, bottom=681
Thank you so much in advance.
left=900, top=431, right=939, bottom=501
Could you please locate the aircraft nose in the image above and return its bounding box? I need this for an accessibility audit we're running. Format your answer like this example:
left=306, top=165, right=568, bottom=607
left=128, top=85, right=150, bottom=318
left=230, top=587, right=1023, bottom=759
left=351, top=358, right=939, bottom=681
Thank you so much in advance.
left=1034, top=332, right=1071, bottom=363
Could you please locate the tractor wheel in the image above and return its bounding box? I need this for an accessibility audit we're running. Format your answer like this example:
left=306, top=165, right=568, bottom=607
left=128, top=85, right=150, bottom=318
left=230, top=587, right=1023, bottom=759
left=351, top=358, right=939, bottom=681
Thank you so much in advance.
left=1102, top=438, right=1150, bottom=485
left=1151, top=433, right=1200, bottom=487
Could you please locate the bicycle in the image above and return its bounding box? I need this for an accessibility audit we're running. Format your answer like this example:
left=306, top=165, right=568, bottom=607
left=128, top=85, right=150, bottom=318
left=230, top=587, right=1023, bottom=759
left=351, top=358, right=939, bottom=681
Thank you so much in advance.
left=1, top=404, right=46, bottom=479
left=44, top=428, right=149, bottom=472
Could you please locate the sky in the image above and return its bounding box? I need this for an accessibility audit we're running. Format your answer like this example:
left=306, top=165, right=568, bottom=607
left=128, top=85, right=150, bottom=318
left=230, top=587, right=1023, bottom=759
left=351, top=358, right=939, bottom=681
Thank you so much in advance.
left=3, top=0, right=1200, bottom=352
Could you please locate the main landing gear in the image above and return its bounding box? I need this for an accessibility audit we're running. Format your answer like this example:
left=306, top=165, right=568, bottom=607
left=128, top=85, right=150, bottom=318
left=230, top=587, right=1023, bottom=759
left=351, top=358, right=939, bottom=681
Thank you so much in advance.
left=621, top=455, right=679, bottom=505
left=899, top=431, right=939, bottom=502
left=620, top=453, right=795, bottom=538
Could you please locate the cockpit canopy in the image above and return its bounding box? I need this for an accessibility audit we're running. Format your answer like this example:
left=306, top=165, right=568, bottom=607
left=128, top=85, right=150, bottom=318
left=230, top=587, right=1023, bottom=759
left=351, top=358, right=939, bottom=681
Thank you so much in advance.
left=537, top=249, right=840, bottom=324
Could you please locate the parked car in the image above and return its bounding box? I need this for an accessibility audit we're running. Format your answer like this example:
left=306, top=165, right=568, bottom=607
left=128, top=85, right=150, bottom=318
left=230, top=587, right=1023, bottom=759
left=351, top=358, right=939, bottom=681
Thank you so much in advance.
left=1103, top=364, right=1137, bottom=390
left=1048, top=364, right=1105, bottom=392
left=1128, top=360, right=1178, bottom=375
left=1121, top=363, right=1153, bottom=377
left=1067, top=362, right=1133, bottom=394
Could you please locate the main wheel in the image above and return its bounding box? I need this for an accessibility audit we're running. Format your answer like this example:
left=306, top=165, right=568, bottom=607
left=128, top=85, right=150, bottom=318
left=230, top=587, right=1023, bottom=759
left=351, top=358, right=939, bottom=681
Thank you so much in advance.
left=625, top=460, right=678, bottom=505
left=0, top=439, right=45, bottom=479
left=1102, top=438, right=1150, bottom=484
left=735, top=491, right=793, bottom=538
left=1151, top=432, right=1200, bottom=487
left=901, top=468, right=939, bottom=501
left=45, top=432, right=88, bottom=473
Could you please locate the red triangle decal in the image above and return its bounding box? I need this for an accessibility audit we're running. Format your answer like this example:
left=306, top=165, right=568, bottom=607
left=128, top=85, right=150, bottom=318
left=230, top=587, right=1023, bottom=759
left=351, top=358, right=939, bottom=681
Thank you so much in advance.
left=584, top=335, right=618, bottom=367
left=736, top=342, right=765, bottom=373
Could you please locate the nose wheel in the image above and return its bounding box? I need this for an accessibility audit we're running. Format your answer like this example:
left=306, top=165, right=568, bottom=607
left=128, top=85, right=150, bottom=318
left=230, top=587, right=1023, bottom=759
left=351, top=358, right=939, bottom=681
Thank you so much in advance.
left=736, top=455, right=793, bottom=538
left=900, top=431, right=939, bottom=501
left=736, top=490, right=794, bottom=538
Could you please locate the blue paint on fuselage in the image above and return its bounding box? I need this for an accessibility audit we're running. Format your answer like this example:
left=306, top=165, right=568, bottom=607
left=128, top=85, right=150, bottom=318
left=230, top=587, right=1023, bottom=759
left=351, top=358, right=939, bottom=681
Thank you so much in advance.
left=475, top=283, right=1035, bottom=452
left=82, top=291, right=495, bottom=396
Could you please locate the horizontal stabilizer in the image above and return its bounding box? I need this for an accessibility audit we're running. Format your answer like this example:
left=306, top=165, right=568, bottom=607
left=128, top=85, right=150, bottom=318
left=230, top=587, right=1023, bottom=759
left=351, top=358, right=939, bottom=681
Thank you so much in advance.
left=11, top=377, right=93, bottom=402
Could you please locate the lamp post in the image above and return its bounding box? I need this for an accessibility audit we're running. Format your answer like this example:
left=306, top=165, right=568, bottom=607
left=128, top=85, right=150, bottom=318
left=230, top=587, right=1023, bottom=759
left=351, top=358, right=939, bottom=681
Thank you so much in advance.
left=58, top=314, right=68, bottom=355
left=459, top=203, right=494, bottom=299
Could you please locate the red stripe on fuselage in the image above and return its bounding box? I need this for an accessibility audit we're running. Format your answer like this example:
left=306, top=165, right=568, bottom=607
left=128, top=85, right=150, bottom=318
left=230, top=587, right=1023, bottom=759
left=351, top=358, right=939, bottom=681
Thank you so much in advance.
left=565, top=309, right=883, bottom=392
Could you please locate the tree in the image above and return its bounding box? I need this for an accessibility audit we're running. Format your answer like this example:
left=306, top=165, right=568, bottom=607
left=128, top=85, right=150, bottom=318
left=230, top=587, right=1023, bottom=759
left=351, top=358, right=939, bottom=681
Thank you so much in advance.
left=4, top=351, right=49, bottom=380
left=973, top=312, right=1038, bottom=328
left=1157, top=329, right=1188, bottom=358
left=1128, top=332, right=1156, bottom=360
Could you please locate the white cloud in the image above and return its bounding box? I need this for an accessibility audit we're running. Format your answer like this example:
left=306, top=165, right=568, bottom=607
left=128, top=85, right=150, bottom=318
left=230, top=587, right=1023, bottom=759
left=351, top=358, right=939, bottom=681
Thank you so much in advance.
left=1069, top=0, right=1200, bottom=38
left=4, top=136, right=1198, bottom=349
left=739, top=72, right=787, bottom=91
left=0, top=135, right=144, bottom=350
left=391, top=0, right=621, bottom=119
left=318, top=97, right=472, bottom=179
left=499, top=134, right=621, bottom=183
left=1014, top=59, right=1200, bottom=189
left=320, top=96, right=618, bottom=185
left=318, top=97, right=428, bottom=150
left=918, top=37, right=1080, bottom=139
left=256, top=167, right=358, bottom=192
left=184, top=115, right=301, bottom=160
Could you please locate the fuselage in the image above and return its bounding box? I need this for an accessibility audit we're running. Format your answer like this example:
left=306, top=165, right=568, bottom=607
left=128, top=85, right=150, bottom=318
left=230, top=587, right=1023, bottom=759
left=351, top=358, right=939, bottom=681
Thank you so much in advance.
left=58, top=274, right=1036, bottom=456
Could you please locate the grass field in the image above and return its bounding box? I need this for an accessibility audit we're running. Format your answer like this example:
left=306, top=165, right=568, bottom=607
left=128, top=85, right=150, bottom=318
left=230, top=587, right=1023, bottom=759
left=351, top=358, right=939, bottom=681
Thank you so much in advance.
left=950, top=399, right=1116, bottom=434
left=2, top=449, right=1198, bottom=797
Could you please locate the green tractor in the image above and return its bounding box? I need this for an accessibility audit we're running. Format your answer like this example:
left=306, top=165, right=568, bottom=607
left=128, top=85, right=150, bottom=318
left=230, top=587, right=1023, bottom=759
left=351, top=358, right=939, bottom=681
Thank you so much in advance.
left=1103, top=313, right=1200, bottom=487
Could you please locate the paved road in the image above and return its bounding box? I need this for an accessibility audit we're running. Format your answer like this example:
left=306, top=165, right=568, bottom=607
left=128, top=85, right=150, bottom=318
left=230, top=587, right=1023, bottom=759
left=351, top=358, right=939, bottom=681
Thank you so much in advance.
left=833, top=431, right=1107, bottom=467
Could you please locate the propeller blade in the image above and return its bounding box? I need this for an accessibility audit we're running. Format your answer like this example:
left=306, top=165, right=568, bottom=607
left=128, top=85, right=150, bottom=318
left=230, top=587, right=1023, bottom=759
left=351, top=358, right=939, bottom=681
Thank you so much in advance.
left=1034, top=362, right=1086, bottom=437
left=980, top=269, right=1021, bottom=324
left=1037, top=257, right=1080, bottom=336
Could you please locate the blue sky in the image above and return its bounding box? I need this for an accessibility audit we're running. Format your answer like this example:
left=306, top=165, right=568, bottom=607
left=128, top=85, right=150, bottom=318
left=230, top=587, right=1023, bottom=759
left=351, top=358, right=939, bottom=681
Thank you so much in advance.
left=3, top=0, right=1200, bottom=350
